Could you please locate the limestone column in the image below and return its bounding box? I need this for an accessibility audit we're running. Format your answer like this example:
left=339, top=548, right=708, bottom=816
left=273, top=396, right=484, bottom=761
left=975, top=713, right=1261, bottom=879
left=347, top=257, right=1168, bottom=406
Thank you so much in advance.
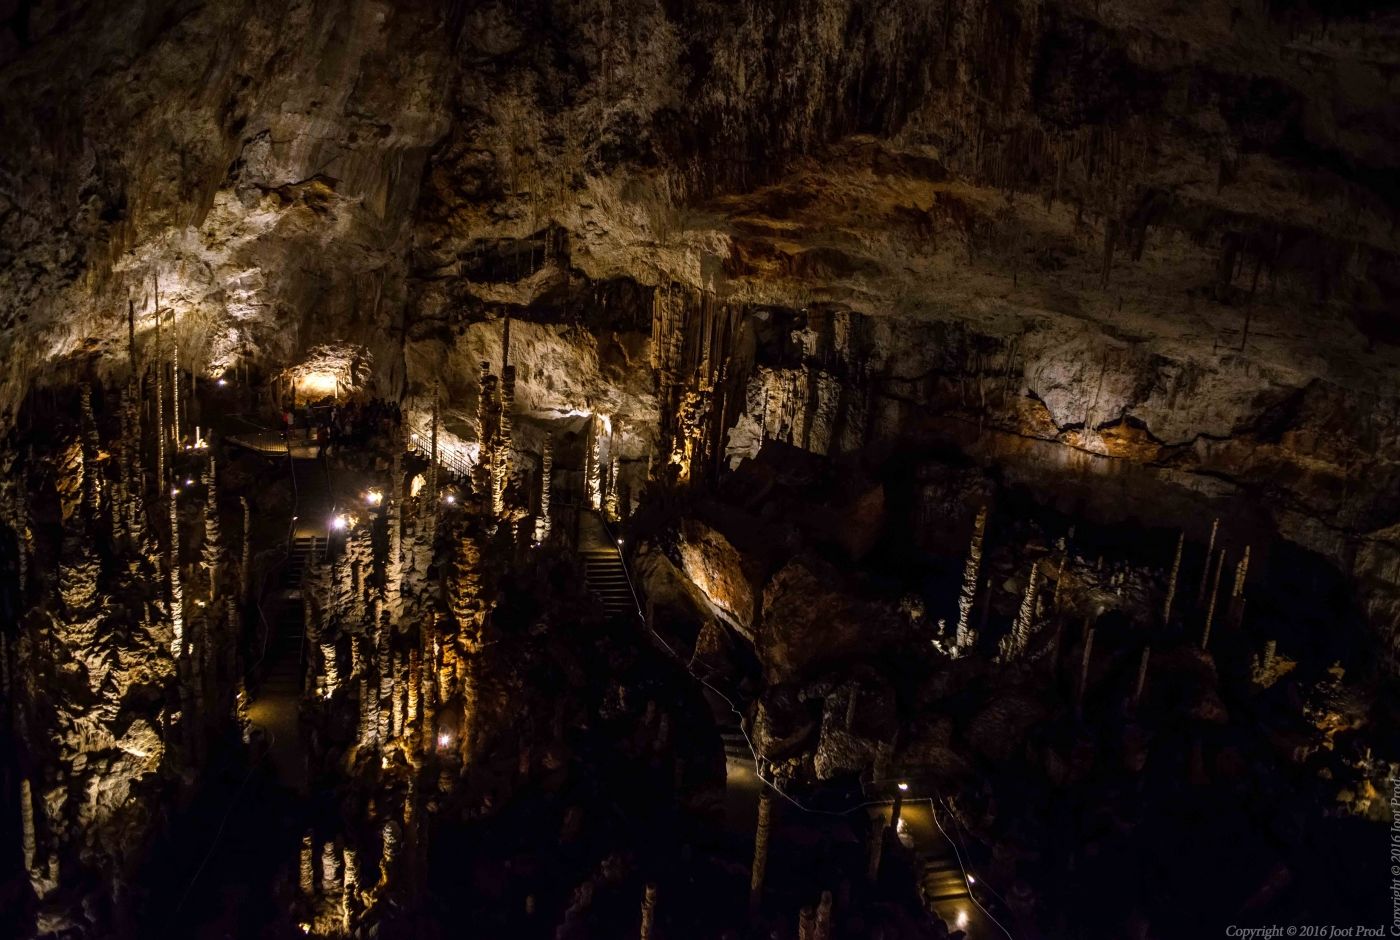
left=955, top=507, right=986, bottom=652
left=408, top=648, right=421, bottom=725
left=797, top=906, right=816, bottom=940
left=749, top=790, right=772, bottom=912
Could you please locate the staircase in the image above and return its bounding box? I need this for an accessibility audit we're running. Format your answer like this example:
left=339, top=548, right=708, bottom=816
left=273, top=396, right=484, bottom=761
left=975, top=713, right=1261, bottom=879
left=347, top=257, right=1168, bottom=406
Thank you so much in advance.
left=582, top=547, right=633, bottom=617
left=719, top=718, right=756, bottom=770
left=260, top=536, right=319, bottom=698
left=920, top=846, right=971, bottom=907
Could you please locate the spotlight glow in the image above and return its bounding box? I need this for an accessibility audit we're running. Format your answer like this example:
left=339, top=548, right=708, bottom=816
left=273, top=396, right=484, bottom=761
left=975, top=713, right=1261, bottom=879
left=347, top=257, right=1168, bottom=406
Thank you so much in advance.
left=438, top=733, right=450, bottom=748
left=331, top=514, right=348, bottom=531
left=956, top=910, right=969, bottom=928
left=364, top=489, right=383, bottom=506
left=897, top=781, right=909, bottom=792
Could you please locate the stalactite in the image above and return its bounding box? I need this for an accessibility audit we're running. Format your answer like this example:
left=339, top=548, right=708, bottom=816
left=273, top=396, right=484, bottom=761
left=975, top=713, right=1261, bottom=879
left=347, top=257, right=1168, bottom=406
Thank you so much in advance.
left=1198, top=518, right=1219, bottom=606
left=639, top=883, right=657, bottom=940
left=1202, top=549, right=1227, bottom=650
left=1163, top=531, right=1183, bottom=626
left=534, top=435, right=553, bottom=543
left=955, top=506, right=986, bottom=654
left=749, top=790, right=772, bottom=911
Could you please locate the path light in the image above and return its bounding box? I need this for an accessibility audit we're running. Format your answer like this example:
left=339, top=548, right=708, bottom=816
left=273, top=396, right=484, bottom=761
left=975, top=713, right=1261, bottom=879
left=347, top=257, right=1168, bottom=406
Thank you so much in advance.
left=364, top=489, right=383, bottom=506
left=897, top=781, right=909, bottom=791
left=956, top=910, right=969, bottom=928
left=171, top=488, right=179, bottom=497
left=617, top=538, right=623, bottom=546
left=216, top=378, right=227, bottom=387
left=331, top=514, right=348, bottom=531
left=966, top=874, right=975, bottom=884
left=185, top=478, right=193, bottom=486
left=438, top=732, right=451, bottom=749
left=444, top=494, right=455, bottom=505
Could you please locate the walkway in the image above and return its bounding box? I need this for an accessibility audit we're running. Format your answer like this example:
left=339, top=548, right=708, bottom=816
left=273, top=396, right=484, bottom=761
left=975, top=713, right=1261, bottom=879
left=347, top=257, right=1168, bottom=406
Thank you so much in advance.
left=873, top=800, right=999, bottom=939
left=227, top=428, right=321, bottom=460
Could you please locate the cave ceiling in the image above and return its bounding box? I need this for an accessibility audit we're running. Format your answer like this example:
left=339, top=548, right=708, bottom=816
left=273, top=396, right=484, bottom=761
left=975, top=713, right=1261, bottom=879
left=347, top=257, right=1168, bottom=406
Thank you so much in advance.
left=1, top=0, right=1397, bottom=414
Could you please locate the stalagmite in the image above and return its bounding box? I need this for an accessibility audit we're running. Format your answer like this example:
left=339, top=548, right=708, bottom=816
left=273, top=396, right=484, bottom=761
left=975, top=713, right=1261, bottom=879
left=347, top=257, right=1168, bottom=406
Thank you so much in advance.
left=955, top=506, right=986, bottom=652
left=343, top=845, right=359, bottom=912
left=1132, top=647, right=1151, bottom=708
left=239, top=497, right=250, bottom=604
left=535, top=435, right=553, bottom=543
left=20, top=777, right=36, bottom=873
left=1000, top=560, right=1039, bottom=662
left=358, top=678, right=373, bottom=747
left=170, top=487, right=184, bottom=655
left=300, top=833, right=315, bottom=896
left=154, top=278, right=166, bottom=490
left=322, top=840, right=340, bottom=894
left=639, top=883, right=658, bottom=940
left=408, top=648, right=421, bottom=724
left=814, top=890, right=833, bottom=940
left=171, top=323, right=181, bottom=448
left=749, top=790, right=772, bottom=912
left=605, top=456, right=620, bottom=520
left=321, top=642, right=339, bottom=698
left=1051, top=550, right=1069, bottom=612
left=202, top=454, right=221, bottom=601
left=798, top=907, right=817, bottom=940
left=1076, top=624, right=1095, bottom=714
left=1232, top=545, right=1250, bottom=598
left=1163, top=531, right=1183, bottom=626
left=1202, top=549, right=1227, bottom=650
left=378, top=649, right=392, bottom=742
left=866, top=820, right=885, bottom=881
left=1198, top=518, right=1219, bottom=606
left=586, top=414, right=604, bottom=511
